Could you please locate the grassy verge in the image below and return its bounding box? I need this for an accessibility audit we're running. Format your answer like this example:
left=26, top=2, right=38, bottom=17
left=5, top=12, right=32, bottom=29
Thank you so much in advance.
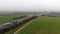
left=17, top=16, right=60, bottom=34
left=0, top=15, right=23, bottom=24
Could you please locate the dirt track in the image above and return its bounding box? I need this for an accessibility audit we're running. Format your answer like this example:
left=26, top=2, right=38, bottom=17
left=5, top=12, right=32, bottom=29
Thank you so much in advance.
left=13, top=20, right=32, bottom=34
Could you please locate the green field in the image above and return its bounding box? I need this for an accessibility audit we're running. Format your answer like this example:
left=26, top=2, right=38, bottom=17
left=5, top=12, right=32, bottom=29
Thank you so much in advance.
left=4, top=15, right=26, bottom=34
left=0, top=15, right=23, bottom=24
left=17, top=16, right=60, bottom=34
left=0, top=14, right=26, bottom=34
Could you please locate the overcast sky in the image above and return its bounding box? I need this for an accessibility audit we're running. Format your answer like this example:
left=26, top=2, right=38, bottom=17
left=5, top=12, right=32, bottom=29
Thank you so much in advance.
left=0, top=0, right=60, bottom=12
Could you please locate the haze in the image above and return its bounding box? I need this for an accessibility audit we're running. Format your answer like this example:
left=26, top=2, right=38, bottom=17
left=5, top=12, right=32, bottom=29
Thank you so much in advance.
left=0, top=0, right=60, bottom=12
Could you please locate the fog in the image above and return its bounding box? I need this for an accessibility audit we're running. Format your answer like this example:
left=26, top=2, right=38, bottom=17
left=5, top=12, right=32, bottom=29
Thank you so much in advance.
left=0, top=0, right=60, bottom=12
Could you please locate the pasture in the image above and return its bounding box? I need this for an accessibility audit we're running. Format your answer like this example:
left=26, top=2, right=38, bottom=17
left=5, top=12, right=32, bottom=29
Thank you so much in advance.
left=16, top=16, right=60, bottom=34
left=0, top=15, right=23, bottom=24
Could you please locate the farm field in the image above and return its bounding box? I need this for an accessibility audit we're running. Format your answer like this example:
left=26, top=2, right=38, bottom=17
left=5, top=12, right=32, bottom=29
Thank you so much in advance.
left=0, top=15, right=24, bottom=24
left=16, top=16, right=60, bottom=34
